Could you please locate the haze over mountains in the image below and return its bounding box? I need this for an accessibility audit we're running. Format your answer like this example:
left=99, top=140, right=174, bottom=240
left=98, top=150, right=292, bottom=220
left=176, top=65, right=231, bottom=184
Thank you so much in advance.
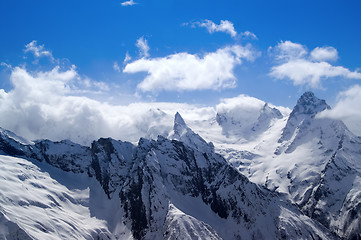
left=0, top=92, right=360, bottom=239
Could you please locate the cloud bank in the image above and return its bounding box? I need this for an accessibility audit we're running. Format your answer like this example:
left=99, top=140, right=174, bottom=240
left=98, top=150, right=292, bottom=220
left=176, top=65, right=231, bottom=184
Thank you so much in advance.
left=124, top=44, right=258, bottom=92
left=0, top=66, right=216, bottom=145
left=269, top=41, right=361, bottom=88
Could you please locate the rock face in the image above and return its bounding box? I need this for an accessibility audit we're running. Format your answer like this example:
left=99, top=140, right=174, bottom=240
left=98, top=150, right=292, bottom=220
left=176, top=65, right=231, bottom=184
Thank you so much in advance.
left=0, top=112, right=336, bottom=240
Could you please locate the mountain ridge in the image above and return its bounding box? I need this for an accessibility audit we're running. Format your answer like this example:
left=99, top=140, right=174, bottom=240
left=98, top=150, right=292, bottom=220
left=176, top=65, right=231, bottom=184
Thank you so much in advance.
left=0, top=92, right=360, bottom=239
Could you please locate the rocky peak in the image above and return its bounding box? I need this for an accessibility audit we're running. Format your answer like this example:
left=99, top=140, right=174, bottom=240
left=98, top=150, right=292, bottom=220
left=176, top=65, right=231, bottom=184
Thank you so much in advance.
left=291, top=91, right=330, bottom=117
left=173, top=112, right=187, bottom=137
left=279, top=92, right=332, bottom=143
left=170, top=113, right=214, bottom=152
left=174, top=112, right=186, bottom=126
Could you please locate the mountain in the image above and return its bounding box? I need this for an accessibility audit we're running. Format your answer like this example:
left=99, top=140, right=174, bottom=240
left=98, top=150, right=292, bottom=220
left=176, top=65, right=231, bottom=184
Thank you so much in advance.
left=0, top=112, right=336, bottom=239
left=226, top=92, right=361, bottom=240
left=215, top=96, right=285, bottom=141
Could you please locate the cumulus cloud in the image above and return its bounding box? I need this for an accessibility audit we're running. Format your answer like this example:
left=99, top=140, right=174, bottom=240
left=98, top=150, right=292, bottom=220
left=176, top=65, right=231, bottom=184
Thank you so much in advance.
left=216, top=94, right=266, bottom=124
left=0, top=41, right=225, bottom=145
left=0, top=66, right=217, bottom=145
left=121, top=0, right=136, bottom=6
left=269, top=40, right=307, bottom=60
left=123, top=44, right=257, bottom=92
left=270, top=59, right=361, bottom=88
left=136, top=36, right=150, bottom=58
left=192, top=20, right=237, bottom=38
left=310, top=46, right=338, bottom=62
left=269, top=41, right=361, bottom=88
left=24, top=40, right=54, bottom=62
left=317, top=85, right=361, bottom=136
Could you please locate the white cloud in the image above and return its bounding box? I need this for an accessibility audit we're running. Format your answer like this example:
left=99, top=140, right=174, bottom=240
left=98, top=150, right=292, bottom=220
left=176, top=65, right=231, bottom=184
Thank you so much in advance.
left=123, top=44, right=258, bottom=92
left=121, top=0, right=136, bottom=6
left=124, top=52, right=132, bottom=63
left=269, top=41, right=361, bottom=88
left=270, top=59, right=361, bottom=88
left=193, top=20, right=237, bottom=38
left=24, top=40, right=54, bottom=61
left=136, top=36, right=150, bottom=58
left=310, top=46, right=338, bottom=62
left=1, top=62, right=12, bottom=69
left=216, top=94, right=266, bottom=126
left=240, top=31, right=258, bottom=40
left=270, top=40, right=308, bottom=60
left=0, top=66, right=216, bottom=145
left=317, top=85, right=361, bottom=136
left=186, top=20, right=257, bottom=40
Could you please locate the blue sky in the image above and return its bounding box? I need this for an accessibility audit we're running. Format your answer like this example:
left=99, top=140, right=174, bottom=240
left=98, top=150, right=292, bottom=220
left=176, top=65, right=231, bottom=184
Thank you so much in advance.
left=1, top=0, right=361, bottom=142
left=1, top=0, right=361, bottom=106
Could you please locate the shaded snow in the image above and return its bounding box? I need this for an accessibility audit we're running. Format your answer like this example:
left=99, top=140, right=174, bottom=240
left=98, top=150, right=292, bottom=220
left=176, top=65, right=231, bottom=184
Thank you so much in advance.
left=0, top=155, right=113, bottom=239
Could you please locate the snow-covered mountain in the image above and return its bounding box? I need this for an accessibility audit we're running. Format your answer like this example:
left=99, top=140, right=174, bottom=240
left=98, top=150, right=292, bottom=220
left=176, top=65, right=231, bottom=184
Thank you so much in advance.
left=0, top=110, right=337, bottom=240
left=224, top=92, right=361, bottom=240
left=0, top=91, right=360, bottom=239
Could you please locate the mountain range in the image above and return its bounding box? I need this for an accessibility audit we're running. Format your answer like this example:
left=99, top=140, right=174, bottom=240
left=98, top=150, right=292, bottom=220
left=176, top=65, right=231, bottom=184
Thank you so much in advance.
left=0, top=92, right=360, bottom=239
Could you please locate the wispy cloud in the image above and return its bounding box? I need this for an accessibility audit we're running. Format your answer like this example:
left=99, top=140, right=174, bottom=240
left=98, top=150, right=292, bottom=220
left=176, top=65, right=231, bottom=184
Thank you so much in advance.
left=121, top=0, right=136, bottom=6
left=136, top=36, right=150, bottom=58
left=186, top=19, right=257, bottom=40
left=124, top=44, right=258, bottom=92
left=124, top=52, right=132, bottom=63
left=269, top=41, right=361, bottom=88
left=240, top=31, right=258, bottom=40
left=24, top=40, right=55, bottom=62
left=1, top=62, right=12, bottom=69
left=113, top=62, right=121, bottom=72
left=191, top=20, right=237, bottom=38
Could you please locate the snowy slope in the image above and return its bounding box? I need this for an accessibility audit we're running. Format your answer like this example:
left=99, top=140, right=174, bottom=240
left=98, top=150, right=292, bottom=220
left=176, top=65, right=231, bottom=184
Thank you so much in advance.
left=117, top=116, right=335, bottom=240
left=223, top=92, right=361, bottom=240
left=0, top=155, right=113, bottom=240
left=0, top=113, right=337, bottom=240
left=0, top=91, right=360, bottom=239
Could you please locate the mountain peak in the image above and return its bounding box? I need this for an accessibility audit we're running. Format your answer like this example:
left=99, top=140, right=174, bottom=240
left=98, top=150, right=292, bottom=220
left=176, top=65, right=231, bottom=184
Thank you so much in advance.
left=173, top=112, right=188, bottom=137
left=170, top=113, right=214, bottom=152
left=174, top=112, right=186, bottom=127
left=292, top=91, right=330, bottom=116
left=278, top=92, right=332, bottom=144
